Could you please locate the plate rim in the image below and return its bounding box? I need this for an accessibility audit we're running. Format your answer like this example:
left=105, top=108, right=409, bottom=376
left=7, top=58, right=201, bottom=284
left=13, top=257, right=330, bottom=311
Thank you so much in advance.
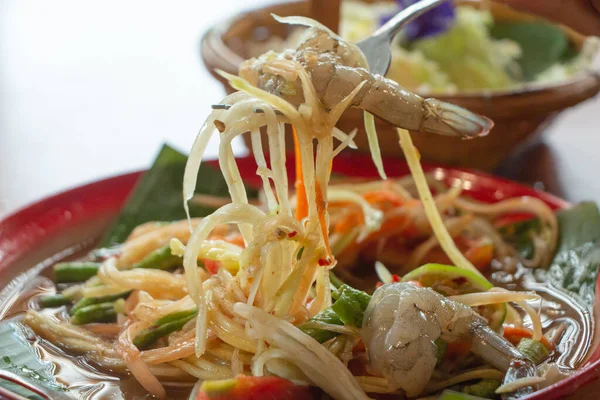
left=0, top=154, right=592, bottom=400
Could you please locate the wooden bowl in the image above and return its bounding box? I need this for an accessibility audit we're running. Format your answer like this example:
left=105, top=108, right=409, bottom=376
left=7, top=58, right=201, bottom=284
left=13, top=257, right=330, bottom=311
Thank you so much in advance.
left=200, top=0, right=600, bottom=170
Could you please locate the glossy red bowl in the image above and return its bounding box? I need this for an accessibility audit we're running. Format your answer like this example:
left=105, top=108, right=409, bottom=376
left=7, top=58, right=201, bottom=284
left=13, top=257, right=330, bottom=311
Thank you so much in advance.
left=0, top=152, right=598, bottom=400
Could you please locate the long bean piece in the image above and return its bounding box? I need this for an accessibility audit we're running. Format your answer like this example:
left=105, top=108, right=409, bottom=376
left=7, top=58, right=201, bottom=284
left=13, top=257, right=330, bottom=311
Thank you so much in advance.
left=39, top=294, right=72, bottom=308
left=71, top=302, right=117, bottom=325
left=133, top=308, right=198, bottom=350
left=131, top=245, right=182, bottom=270
left=70, top=291, right=131, bottom=315
left=53, top=262, right=100, bottom=283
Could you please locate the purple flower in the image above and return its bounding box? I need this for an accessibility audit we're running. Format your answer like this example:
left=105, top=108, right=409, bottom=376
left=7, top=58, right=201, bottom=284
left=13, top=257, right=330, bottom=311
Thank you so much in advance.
left=380, top=0, right=455, bottom=41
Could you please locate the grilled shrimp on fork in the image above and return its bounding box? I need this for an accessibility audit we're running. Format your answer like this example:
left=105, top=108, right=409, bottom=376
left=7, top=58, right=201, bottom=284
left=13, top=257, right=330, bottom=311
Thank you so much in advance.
left=239, top=22, right=494, bottom=139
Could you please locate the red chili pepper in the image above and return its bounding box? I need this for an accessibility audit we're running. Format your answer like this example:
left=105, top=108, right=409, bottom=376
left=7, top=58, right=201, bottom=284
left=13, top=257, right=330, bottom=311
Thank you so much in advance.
left=318, top=258, right=330, bottom=266
left=288, top=231, right=297, bottom=238
left=452, top=276, right=468, bottom=285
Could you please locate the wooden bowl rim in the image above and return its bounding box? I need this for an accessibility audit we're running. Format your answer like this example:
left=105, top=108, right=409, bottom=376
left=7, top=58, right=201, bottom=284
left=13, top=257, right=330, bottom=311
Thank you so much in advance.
left=200, top=0, right=600, bottom=101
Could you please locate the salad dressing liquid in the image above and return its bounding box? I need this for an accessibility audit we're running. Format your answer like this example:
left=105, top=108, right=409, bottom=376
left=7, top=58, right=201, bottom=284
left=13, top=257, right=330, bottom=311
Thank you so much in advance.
left=490, top=267, right=595, bottom=370
left=0, top=244, right=596, bottom=399
left=0, top=246, right=194, bottom=400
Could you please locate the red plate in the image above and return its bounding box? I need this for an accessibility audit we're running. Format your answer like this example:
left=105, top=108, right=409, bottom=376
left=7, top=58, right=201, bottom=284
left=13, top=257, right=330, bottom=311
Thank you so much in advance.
left=0, top=152, right=595, bottom=400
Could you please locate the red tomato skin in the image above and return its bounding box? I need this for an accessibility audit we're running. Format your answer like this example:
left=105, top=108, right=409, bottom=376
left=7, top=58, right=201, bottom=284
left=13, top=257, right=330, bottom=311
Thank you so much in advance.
left=196, top=375, right=315, bottom=400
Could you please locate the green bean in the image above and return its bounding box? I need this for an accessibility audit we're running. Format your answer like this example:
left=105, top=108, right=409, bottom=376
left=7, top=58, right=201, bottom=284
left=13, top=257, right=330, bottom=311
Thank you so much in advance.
left=53, top=262, right=100, bottom=283
left=299, top=308, right=344, bottom=343
left=131, top=245, right=181, bottom=270
left=39, top=294, right=71, bottom=308
left=70, top=302, right=117, bottom=325
left=70, top=291, right=131, bottom=315
left=114, top=298, right=126, bottom=314
left=133, top=308, right=198, bottom=350
left=154, top=308, right=198, bottom=325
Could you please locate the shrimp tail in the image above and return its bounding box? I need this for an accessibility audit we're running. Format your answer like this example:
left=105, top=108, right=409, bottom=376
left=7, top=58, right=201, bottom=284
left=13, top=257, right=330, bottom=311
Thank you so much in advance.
left=353, top=75, right=494, bottom=139
left=420, top=98, right=494, bottom=139
left=471, top=324, right=537, bottom=398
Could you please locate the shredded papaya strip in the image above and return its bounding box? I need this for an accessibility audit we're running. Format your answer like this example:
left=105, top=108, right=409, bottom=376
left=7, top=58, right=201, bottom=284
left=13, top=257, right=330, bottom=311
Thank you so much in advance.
left=293, top=127, right=308, bottom=221
left=316, top=181, right=332, bottom=259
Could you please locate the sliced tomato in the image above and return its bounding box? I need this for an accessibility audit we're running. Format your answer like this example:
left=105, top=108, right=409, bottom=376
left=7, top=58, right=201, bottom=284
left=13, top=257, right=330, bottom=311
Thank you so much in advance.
left=204, top=259, right=221, bottom=275
left=195, top=375, right=315, bottom=400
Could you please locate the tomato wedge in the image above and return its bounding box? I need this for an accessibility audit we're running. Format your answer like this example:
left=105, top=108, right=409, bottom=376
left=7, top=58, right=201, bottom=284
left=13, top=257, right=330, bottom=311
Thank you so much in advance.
left=195, top=375, right=315, bottom=400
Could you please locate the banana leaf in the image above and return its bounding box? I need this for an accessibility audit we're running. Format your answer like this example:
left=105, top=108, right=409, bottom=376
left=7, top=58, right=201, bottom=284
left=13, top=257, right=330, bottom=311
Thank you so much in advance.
left=490, top=22, right=571, bottom=80
left=501, top=202, right=600, bottom=309
left=0, top=322, right=70, bottom=400
left=100, top=144, right=257, bottom=247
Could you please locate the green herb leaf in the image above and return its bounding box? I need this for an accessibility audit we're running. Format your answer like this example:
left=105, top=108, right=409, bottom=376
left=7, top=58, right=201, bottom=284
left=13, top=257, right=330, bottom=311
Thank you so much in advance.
left=100, top=144, right=257, bottom=247
left=0, top=322, right=71, bottom=399
left=517, top=338, right=549, bottom=365
left=501, top=202, right=600, bottom=309
left=499, top=218, right=541, bottom=260
left=331, top=284, right=372, bottom=328
left=299, top=308, right=343, bottom=343
left=539, top=202, right=600, bottom=308
left=490, top=22, right=570, bottom=80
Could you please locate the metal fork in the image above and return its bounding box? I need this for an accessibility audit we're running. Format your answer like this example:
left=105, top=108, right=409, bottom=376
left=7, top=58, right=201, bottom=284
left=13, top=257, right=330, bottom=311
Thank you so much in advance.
left=356, top=0, right=447, bottom=76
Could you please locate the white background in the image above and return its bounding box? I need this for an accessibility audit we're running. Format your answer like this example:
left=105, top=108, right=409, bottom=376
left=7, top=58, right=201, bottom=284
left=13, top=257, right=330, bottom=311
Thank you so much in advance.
left=1, top=0, right=599, bottom=219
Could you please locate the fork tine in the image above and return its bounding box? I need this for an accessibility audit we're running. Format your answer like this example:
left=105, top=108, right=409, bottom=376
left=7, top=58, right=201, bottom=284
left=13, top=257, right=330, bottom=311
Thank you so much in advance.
left=356, top=0, right=447, bottom=75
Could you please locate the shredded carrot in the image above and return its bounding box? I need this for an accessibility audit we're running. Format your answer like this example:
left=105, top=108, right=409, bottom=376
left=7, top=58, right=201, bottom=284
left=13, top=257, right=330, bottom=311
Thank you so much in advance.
left=293, top=127, right=308, bottom=221
left=503, top=326, right=553, bottom=350
left=333, top=207, right=364, bottom=234
left=464, top=242, right=494, bottom=271
left=444, top=341, right=472, bottom=363
left=363, top=190, right=404, bottom=209
left=361, top=214, right=416, bottom=245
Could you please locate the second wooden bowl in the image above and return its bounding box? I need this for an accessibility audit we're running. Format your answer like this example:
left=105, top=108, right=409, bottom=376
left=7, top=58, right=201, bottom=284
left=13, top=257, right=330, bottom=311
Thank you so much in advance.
left=201, top=0, right=600, bottom=170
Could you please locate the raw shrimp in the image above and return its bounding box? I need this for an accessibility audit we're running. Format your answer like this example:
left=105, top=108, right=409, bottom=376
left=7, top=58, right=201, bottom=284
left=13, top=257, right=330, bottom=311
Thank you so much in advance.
left=239, top=28, right=493, bottom=138
left=362, top=282, right=535, bottom=397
